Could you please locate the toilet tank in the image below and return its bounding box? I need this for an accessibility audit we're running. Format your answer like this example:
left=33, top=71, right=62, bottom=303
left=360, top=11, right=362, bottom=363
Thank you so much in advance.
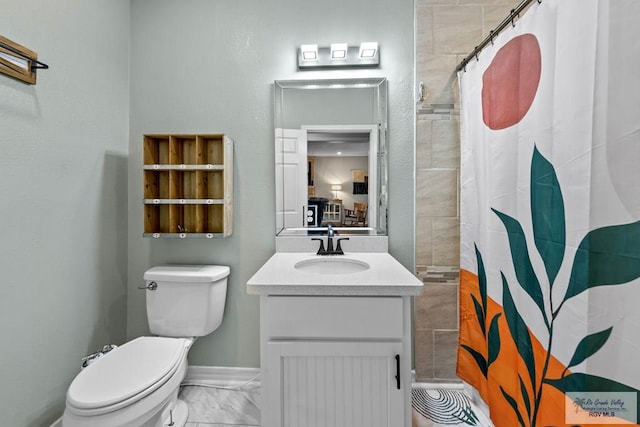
left=143, top=265, right=230, bottom=337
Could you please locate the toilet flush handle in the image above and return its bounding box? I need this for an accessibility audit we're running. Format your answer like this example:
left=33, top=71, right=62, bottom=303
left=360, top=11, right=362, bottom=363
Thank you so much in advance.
left=137, top=281, right=158, bottom=291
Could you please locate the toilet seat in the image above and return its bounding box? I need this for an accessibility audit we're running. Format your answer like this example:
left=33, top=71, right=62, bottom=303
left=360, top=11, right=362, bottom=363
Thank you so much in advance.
left=66, top=336, right=190, bottom=416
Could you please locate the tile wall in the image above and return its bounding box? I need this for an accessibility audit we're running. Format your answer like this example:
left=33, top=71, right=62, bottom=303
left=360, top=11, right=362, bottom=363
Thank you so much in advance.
left=414, top=0, right=521, bottom=382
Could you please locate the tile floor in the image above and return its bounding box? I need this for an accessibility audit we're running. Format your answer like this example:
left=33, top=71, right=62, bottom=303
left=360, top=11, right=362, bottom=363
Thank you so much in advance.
left=179, top=383, right=491, bottom=427
left=180, top=384, right=261, bottom=426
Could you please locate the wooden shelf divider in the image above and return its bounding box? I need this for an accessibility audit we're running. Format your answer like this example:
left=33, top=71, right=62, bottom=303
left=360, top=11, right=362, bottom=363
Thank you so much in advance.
left=143, top=134, right=233, bottom=238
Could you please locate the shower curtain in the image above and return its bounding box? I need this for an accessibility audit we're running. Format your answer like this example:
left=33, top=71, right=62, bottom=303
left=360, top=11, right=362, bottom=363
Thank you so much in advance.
left=457, top=0, right=640, bottom=426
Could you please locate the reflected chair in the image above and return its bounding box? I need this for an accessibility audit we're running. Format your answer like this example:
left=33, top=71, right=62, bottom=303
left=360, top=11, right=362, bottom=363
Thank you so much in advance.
left=343, top=202, right=367, bottom=226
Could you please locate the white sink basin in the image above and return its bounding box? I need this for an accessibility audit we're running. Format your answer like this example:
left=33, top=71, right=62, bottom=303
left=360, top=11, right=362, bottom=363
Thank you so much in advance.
left=247, top=252, right=424, bottom=296
left=294, top=257, right=370, bottom=274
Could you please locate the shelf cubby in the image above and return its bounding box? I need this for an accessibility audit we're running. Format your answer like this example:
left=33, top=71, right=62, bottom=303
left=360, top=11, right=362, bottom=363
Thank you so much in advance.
left=143, top=134, right=233, bottom=238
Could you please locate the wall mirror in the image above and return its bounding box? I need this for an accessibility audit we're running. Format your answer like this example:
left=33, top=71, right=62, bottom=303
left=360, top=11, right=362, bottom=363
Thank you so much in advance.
left=274, top=77, right=388, bottom=236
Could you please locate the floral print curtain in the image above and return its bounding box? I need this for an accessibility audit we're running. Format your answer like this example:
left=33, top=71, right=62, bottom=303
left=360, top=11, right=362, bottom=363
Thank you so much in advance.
left=457, top=0, right=640, bottom=425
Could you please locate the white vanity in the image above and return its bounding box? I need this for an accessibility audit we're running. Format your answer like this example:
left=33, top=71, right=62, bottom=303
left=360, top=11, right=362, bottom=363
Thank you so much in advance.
left=260, top=77, right=421, bottom=426
left=248, top=248, right=423, bottom=427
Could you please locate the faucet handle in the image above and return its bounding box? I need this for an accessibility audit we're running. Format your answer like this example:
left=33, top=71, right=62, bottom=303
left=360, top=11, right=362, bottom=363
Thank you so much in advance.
left=311, top=238, right=326, bottom=255
left=336, top=237, right=349, bottom=254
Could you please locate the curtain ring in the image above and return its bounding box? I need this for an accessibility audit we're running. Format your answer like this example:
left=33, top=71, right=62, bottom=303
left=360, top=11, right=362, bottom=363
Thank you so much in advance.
left=537, top=0, right=542, bottom=3
left=511, top=9, right=516, bottom=27
left=474, top=47, right=479, bottom=61
left=489, top=30, right=495, bottom=45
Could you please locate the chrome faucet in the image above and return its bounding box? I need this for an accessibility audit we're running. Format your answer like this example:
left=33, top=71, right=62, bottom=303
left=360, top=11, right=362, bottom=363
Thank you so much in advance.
left=312, top=225, right=349, bottom=255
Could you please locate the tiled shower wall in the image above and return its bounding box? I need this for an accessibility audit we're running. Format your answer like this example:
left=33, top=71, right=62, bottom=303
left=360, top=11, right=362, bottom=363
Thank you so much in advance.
left=414, top=0, right=520, bottom=382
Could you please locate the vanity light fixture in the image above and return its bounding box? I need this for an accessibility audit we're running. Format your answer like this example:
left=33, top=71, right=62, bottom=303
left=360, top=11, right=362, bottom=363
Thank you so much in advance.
left=297, top=42, right=380, bottom=70
left=300, top=44, right=318, bottom=60
left=330, top=43, right=348, bottom=59
left=359, top=42, right=378, bottom=59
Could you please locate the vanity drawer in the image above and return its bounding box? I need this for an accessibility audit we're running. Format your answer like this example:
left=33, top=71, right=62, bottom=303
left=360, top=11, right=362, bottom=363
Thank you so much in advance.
left=263, top=296, right=404, bottom=339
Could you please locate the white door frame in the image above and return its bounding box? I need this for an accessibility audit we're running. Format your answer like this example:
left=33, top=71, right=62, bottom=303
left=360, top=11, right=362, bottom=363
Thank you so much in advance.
left=301, top=124, right=378, bottom=229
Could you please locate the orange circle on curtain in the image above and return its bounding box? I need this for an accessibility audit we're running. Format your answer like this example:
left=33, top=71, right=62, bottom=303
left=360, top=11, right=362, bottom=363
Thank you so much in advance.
left=482, top=33, right=541, bottom=130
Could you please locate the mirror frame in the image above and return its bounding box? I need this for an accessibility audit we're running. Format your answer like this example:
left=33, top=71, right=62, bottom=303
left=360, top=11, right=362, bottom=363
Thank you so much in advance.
left=274, top=77, right=388, bottom=236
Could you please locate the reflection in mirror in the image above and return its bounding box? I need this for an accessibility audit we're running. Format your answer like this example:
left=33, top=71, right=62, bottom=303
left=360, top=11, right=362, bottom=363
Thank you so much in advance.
left=274, top=78, right=388, bottom=236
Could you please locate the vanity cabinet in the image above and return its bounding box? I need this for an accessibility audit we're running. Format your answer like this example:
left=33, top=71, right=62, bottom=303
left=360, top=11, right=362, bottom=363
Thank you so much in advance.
left=143, top=134, right=233, bottom=238
left=260, top=295, right=413, bottom=427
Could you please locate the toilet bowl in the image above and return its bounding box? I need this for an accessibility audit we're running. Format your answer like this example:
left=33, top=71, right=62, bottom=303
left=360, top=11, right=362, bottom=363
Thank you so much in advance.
left=62, top=265, right=230, bottom=427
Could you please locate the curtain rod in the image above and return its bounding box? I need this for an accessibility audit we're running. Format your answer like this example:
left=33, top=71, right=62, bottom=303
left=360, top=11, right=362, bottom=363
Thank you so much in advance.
left=456, top=0, right=541, bottom=72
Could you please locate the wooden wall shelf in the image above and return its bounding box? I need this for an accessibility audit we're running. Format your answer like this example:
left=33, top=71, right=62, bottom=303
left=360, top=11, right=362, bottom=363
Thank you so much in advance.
left=143, top=134, right=233, bottom=238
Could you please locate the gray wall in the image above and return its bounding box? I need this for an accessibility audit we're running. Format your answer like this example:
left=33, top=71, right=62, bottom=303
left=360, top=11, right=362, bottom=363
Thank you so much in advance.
left=128, top=0, right=415, bottom=367
left=0, top=1, right=130, bottom=426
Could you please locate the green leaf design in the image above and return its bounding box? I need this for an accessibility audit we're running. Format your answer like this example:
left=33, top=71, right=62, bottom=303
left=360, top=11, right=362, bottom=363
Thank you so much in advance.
left=487, top=313, right=502, bottom=367
left=567, top=327, right=613, bottom=370
left=502, top=272, right=537, bottom=390
left=530, top=146, right=566, bottom=287
left=562, top=221, right=640, bottom=305
left=493, top=208, right=549, bottom=328
left=545, top=373, right=640, bottom=421
left=518, top=374, right=532, bottom=420
left=500, top=386, right=527, bottom=427
left=545, top=372, right=640, bottom=392
left=458, top=406, right=481, bottom=425
left=475, top=244, right=488, bottom=314
left=471, top=294, right=486, bottom=336
left=461, top=344, right=488, bottom=378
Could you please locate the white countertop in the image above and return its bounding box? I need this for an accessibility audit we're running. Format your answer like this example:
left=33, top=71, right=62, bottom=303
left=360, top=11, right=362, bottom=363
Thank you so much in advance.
left=247, top=252, right=424, bottom=296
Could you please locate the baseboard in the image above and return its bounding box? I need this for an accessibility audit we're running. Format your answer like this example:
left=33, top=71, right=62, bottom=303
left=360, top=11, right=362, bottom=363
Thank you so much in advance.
left=49, top=417, right=62, bottom=427
left=182, top=365, right=261, bottom=388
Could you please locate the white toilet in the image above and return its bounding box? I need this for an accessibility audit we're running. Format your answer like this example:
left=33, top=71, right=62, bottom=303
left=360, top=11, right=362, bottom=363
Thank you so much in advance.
left=62, top=265, right=230, bottom=427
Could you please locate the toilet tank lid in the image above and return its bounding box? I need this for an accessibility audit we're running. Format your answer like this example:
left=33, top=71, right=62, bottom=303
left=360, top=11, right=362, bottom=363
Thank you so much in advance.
left=144, top=265, right=230, bottom=282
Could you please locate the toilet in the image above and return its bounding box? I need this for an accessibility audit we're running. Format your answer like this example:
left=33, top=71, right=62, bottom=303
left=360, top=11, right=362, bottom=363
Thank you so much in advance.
left=62, top=265, right=230, bottom=427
